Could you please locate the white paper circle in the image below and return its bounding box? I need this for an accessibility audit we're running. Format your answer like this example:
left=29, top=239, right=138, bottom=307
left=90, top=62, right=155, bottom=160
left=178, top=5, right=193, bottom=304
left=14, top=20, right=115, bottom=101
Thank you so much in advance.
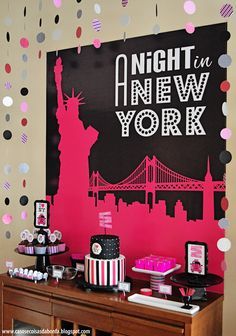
left=19, top=163, right=30, bottom=174
left=4, top=16, right=13, bottom=26
left=153, top=24, right=160, bottom=35
left=222, top=102, right=228, bottom=116
left=218, top=218, right=229, bottom=229
left=94, top=3, right=101, bottom=14
left=217, top=238, right=231, bottom=252
left=4, top=164, right=12, bottom=175
left=52, top=29, right=62, bottom=41
left=120, top=14, right=131, bottom=26
left=3, top=96, right=13, bottom=107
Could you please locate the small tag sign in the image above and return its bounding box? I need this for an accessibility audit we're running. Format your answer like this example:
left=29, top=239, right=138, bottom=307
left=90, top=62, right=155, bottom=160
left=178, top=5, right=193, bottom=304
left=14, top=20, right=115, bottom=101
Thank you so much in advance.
left=99, top=211, right=112, bottom=229
left=76, top=263, right=85, bottom=272
left=52, top=269, right=63, bottom=279
left=159, top=284, right=172, bottom=295
left=5, top=261, right=14, bottom=268
left=118, top=281, right=131, bottom=292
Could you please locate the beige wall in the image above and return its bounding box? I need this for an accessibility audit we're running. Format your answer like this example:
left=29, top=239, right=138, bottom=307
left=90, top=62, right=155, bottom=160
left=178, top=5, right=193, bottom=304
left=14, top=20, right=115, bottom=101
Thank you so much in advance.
left=0, top=0, right=235, bottom=334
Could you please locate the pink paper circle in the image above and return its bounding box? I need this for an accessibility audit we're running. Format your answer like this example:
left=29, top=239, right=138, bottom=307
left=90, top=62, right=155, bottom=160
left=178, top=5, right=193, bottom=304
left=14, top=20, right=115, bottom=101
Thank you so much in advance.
left=185, top=22, right=195, bottom=34
left=21, top=211, right=28, bottom=220
left=93, top=38, right=101, bottom=48
left=184, top=1, right=196, bottom=15
left=221, top=260, right=227, bottom=272
left=77, top=44, right=82, bottom=54
left=53, top=0, right=62, bottom=8
left=220, top=128, right=232, bottom=140
left=2, top=214, right=13, bottom=224
left=20, top=37, right=29, bottom=48
left=20, top=101, right=28, bottom=112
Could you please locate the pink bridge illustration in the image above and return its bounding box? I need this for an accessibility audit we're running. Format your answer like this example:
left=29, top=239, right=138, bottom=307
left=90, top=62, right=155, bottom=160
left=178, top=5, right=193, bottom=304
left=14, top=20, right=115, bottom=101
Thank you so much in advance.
left=89, top=156, right=225, bottom=214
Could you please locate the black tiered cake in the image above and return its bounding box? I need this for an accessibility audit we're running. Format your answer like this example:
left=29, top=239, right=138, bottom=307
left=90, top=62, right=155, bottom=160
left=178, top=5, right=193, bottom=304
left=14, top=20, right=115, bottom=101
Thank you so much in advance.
left=90, top=235, right=120, bottom=259
left=85, top=235, right=125, bottom=287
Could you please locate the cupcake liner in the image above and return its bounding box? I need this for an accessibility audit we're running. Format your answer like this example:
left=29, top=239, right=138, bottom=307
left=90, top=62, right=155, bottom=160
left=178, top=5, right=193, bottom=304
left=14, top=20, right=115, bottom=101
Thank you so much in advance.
left=17, top=245, right=25, bottom=253
left=25, top=246, right=34, bottom=254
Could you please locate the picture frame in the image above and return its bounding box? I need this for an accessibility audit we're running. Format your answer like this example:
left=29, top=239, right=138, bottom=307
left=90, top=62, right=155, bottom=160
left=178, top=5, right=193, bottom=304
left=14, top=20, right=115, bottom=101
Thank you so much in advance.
left=34, top=200, right=50, bottom=228
left=185, top=241, right=208, bottom=276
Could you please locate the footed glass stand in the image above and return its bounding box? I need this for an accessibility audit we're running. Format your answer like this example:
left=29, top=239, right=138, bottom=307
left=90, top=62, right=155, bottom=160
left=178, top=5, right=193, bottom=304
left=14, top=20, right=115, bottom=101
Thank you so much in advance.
left=15, top=247, right=69, bottom=272
left=132, top=264, right=181, bottom=291
left=171, top=272, right=223, bottom=301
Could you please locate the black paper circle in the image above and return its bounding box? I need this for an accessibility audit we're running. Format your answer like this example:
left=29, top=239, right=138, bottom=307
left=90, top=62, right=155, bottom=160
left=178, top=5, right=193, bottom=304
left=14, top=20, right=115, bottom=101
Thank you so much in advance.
left=20, top=87, right=29, bottom=96
left=220, top=31, right=231, bottom=41
left=5, top=114, right=10, bottom=122
left=6, top=32, right=10, bottom=42
left=39, top=18, right=42, bottom=27
left=5, top=197, right=10, bottom=205
left=55, top=14, right=59, bottom=24
left=77, top=9, right=82, bottom=19
left=24, top=6, right=26, bottom=17
left=19, top=195, right=29, bottom=206
left=36, top=32, right=45, bottom=43
left=3, top=130, right=12, bottom=140
left=219, top=150, right=232, bottom=164
left=5, top=231, right=11, bottom=239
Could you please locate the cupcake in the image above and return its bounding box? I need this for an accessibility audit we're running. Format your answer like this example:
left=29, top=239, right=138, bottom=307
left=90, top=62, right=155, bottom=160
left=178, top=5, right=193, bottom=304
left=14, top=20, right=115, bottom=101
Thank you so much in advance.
left=58, top=242, right=66, bottom=252
left=34, top=243, right=47, bottom=254
left=25, top=242, right=34, bottom=254
left=17, top=241, right=27, bottom=253
left=47, top=233, right=58, bottom=254
left=54, top=230, right=65, bottom=252
left=25, top=233, right=34, bottom=254
left=17, top=231, right=28, bottom=253
left=34, top=234, right=47, bottom=254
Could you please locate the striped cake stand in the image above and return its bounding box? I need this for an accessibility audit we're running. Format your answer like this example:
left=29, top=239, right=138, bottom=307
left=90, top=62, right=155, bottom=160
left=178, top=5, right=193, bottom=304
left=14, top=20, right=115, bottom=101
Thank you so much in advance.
left=132, top=265, right=181, bottom=291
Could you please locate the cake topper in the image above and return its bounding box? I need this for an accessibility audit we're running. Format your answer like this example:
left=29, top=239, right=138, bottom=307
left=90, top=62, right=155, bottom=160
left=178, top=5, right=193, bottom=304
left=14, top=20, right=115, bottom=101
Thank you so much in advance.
left=54, top=230, right=62, bottom=240
left=20, top=231, right=27, bottom=241
left=50, top=233, right=57, bottom=243
left=27, top=233, right=34, bottom=243
left=37, top=234, right=45, bottom=244
left=99, top=211, right=112, bottom=235
left=34, top=200, right=50, bottom=228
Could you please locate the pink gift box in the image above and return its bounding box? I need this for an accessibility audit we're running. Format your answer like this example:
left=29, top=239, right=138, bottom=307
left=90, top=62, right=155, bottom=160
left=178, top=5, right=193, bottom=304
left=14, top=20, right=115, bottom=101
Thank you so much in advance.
left=144, top=259, right=154, bottom=270
left=135, top=258, right=145, bottom=269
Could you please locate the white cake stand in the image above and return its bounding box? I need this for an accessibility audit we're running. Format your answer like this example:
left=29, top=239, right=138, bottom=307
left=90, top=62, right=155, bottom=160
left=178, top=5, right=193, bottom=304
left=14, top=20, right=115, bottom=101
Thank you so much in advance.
left=132, top=265, right=181, bottom=291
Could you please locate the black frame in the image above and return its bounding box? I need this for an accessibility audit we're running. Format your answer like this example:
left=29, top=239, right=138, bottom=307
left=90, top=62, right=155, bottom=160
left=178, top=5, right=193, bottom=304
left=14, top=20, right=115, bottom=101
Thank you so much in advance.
left=34, top=200, right=50, bottom=228
left=185, top=241, right=208, bottom=276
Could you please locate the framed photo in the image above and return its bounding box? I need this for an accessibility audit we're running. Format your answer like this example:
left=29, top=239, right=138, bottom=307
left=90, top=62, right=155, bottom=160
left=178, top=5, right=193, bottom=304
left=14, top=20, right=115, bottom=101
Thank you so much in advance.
left=185, top=241, right=208, bottom=276
left=34, top=200, right=50, bottom=228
